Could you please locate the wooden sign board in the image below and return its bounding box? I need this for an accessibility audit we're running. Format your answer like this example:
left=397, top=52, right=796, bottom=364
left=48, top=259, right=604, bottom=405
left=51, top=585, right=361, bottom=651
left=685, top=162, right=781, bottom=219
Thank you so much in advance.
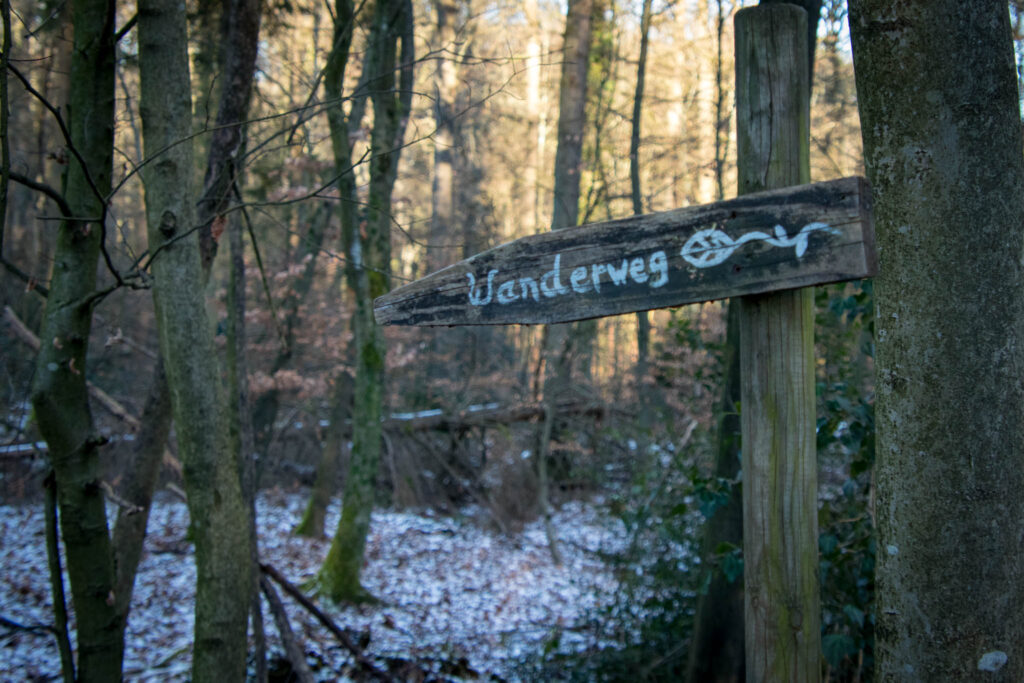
left=374, top=176, right=875, bottom=326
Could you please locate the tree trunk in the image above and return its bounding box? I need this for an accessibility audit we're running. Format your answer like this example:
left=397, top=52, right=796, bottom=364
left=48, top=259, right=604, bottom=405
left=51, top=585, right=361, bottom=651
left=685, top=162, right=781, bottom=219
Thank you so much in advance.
left=112, top=362, right=172, bottom=617
left=137, top=0, right=252, bottom=678
left=535, top=0, right=593, bottom=565
left=422, top=0, right=461, bottom=407
left=734, top=6, right=820, bottom=681
left=295, top=369, right=352, bottom=537
left=428, top=0, right=458, bottom=274
left=849, top=2, right=1024, bottom=679
left=319, top=0, right=415, bottom=603
left=296, top=0, right=358, bottom=543
left=686, top=303, right=745, bottom=683
left=1, top=0, right=9, bottom=248
left=28, top=0, right=122, bottom=678
left=629, top=0, right=652, bottom=385
left=195, top=0, right=262, bottom=273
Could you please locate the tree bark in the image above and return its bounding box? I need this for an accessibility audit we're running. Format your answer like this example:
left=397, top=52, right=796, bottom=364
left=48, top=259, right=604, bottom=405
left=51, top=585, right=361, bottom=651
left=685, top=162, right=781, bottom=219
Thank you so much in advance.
left=28, top=0, right=123, bottom=678
left=111, top=361, right=172, bottom=617
left=849, top=1, right=1024, bottom=679
left=1, top=0, right=10, bottom=250
left=735, top=6, right=820, bottom=681
left=422, top=0, right=462, bottom=406
left=550, top=0, right=591, bottom=233
left=137, top=0, right=252, bottom=678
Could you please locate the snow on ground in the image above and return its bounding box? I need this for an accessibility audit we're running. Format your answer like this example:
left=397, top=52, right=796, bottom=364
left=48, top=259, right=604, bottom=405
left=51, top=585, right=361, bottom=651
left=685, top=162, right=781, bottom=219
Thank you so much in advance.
left=0, top=491, right=634, bottom=681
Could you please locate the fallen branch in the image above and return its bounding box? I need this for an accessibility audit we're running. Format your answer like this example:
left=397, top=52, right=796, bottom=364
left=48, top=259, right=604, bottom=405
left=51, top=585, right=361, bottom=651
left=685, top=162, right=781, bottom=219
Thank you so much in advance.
left=165, top=482, right=187, bottom=502
left=259, top=562, right=394, bottom=682
left=3, top=305, right=183, bottom=479
left=100, top=480, right=144, bottom=515
left=385, top=400, right=609, bottom=433
left=4, top=306, right=139, bottom=429
left=0, top=615, right=54, bottom=636
left=259, top=575, right=315, bottom=683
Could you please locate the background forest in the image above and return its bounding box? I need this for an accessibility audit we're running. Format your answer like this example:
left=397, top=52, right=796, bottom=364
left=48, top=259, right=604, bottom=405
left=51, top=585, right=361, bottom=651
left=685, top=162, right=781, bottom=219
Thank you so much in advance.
left=2, top=0, right=1023, bottom=681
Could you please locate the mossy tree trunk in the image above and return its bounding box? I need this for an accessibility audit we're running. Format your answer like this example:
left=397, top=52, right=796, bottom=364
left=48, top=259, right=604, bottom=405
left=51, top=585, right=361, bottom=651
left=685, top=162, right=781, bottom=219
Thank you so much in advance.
left=28, top=0, right=123, bottom=679
left=849, top=1, right=1024, bottom=679
left=137, top=0, right=252, bottom=678
left=295, top=0, right=359, bottom=541
left=734, top=6, right=820, bottom=681
left=295, top=0, right=374, bottom=541
left=318, top=0, right=414, bottom=603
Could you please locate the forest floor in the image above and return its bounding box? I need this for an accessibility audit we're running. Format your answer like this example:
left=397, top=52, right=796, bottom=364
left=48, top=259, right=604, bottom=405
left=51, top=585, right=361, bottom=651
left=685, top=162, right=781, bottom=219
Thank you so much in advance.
left=0, top=489, right=648, bottom=681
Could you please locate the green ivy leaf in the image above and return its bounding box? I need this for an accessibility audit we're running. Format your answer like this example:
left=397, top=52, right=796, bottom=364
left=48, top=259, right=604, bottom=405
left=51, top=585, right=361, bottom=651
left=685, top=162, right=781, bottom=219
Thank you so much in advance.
left=843, top=604, right=865, bottom=629
left=822, top=633, right=857, bottom=668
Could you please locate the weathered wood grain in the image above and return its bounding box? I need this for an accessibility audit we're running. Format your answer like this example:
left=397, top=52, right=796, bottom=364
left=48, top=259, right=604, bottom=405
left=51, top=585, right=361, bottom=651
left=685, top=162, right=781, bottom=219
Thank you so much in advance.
left=374, top=175, right=874, bottom=326
left=736, top=6, right=821, bottom=682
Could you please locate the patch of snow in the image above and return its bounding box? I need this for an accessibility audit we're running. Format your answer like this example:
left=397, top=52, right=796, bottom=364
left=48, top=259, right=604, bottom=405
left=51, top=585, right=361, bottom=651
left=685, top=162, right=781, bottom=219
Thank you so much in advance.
left=0, top=492, right=638, bottom=681
left=389, top=408, right=444, bottom=421
left=0, top=442, right=48, bottom=455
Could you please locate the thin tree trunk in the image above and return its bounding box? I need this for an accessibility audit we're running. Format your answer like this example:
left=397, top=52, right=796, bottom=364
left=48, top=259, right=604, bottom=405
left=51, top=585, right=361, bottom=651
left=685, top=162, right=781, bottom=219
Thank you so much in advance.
left=1, top=0, right=10, bottom=250
left=629, top=0, right=653, bottom=391
left=294, top=369, right=352, bottom=537
left=28, top=0, right=123, bottom=678
left=195, top=0, right=262, bottom=273
left=422, top=0, right=461, bottom=406
left=713, top=0, right=728, bottom=201
left=43, top=474, right=76, bottom=683
left=227, top=207, right=266, bottom=681
left=535, top=0, right=593, bottom=566
left=112, top=361, right=172, bottom=616
left=685, top=303, right=744, bottom=683
left=137, top=0, right=252, bottom=678
left=296, top=0, right=359, bottom=543
left=319, top=0, right=415, bottom=603
left=850, top=1, right=1024, bottom=678
left=428, top=0, right=458, bottom=274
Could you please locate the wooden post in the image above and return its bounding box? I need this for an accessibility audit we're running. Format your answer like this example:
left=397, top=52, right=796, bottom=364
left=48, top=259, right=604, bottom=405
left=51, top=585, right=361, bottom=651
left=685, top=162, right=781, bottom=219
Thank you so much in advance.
left=735, top=5, right=821, bottom=682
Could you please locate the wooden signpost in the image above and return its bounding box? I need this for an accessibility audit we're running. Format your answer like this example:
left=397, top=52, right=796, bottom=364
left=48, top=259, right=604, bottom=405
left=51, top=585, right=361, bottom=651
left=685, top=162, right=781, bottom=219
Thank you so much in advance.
left=376, top=6, right=871, bottom=681
left=374, top=176, right=874, bottom=327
